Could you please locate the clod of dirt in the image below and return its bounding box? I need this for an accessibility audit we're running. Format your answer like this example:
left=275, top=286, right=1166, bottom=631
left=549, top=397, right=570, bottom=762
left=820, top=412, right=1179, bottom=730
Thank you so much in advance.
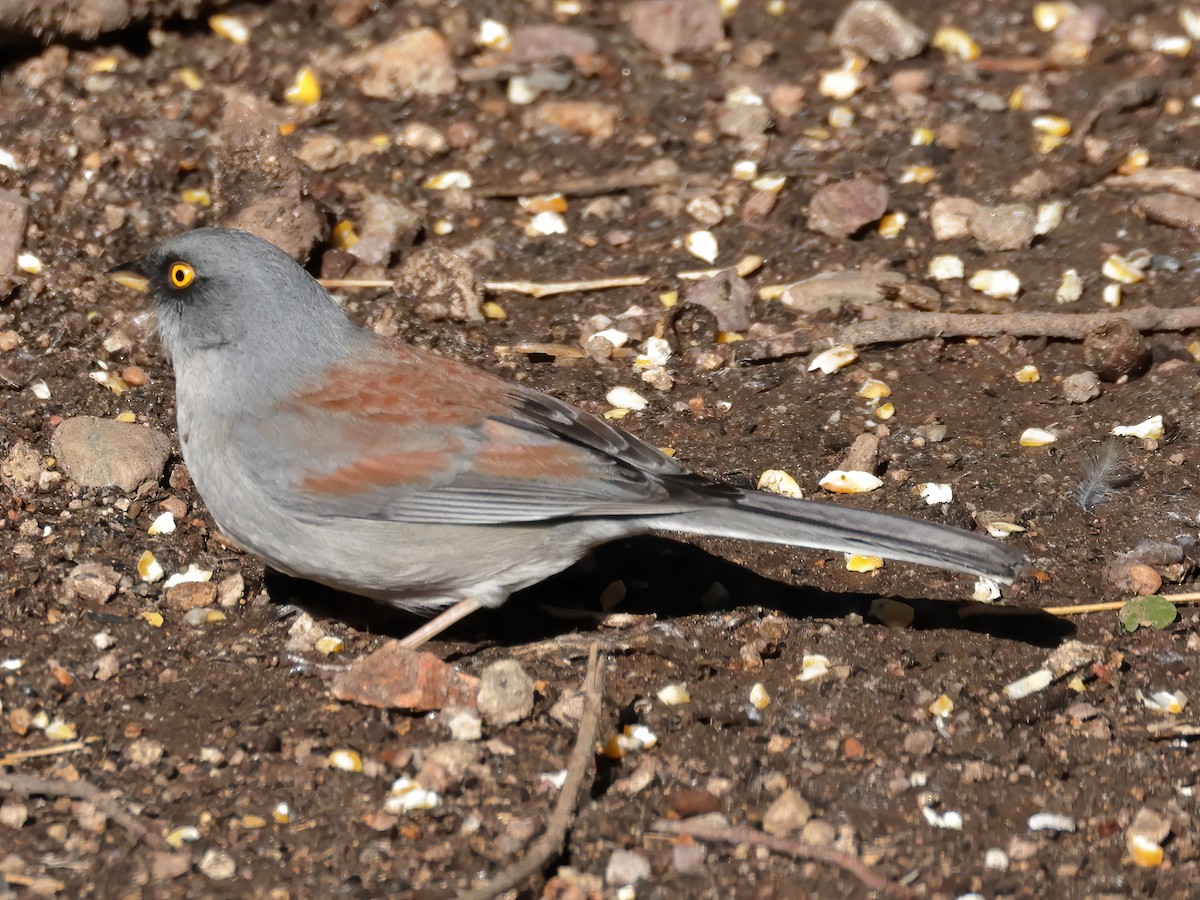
left=605, top=848, right=651, bottom=888
left=415, top=742, right=483, bottom=794
left=396, top=246, right=484, bottom=322
left=338, top=28, right=457, bottom=99
left=64, top=562, right=121, bottom=603
left=807, top=178, right=889, bottom=237
left=761, top=788, right=813, bottom=836
left=930, top=196, right=981, bottom=240
left=629, top=0, right=724, bottom=57
left=476, top=659, right=535, bottom=727
left=528, top=100, right=620, bottom=143
left=349, top=194, right=422, bottom=267
left=51, top=416, right=171, bottom=492
left=831, top=0, right=927, bottom=63
left=968, top=203, right=1038, bottom=251
left=1135, top=193, right=1200, bottom=231
left=1, top=441, right=41, bottom=496
left=1082, top=320, right=1150, bottom=382
left=0, top=187, right=29, bottom=277
left=331, top=642, right=480, bottom=711
left=683, top=270, right=754, bottom=332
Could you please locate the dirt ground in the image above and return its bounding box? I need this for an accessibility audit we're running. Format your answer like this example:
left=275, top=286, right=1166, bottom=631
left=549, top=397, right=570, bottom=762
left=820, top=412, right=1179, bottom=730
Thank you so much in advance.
left=2, top=0, right=1200, bottom=896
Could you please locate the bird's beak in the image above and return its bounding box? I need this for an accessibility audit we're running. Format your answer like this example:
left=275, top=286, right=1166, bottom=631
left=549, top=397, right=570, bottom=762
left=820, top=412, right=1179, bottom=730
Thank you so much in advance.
left=105, top=260, right=150, bottom=294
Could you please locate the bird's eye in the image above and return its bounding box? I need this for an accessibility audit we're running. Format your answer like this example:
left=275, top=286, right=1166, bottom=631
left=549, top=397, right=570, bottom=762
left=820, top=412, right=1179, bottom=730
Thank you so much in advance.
left=169, top=262, right=195, bottom=289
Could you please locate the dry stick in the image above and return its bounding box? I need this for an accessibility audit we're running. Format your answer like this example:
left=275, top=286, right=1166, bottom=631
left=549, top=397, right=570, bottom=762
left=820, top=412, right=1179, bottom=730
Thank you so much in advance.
left=736, top=305, right=1200, bottom=363
left=1043, top=592, right=1200, bottom=617
left=319, top=275, right=650, bottom=298
left=457, top=644, right=606, bottom=900
left=0, top=772, right=165, bottom=849
left=650, top=818, right=913, bottom=898
left=0, top=740, right=87, bottom=766
left=474, top=167, right=693, bottom=199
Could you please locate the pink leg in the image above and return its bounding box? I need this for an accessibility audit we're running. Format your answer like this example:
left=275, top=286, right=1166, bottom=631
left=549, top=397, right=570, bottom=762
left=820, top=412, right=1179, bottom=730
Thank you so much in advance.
left=398, top=597, right=486, bottom=649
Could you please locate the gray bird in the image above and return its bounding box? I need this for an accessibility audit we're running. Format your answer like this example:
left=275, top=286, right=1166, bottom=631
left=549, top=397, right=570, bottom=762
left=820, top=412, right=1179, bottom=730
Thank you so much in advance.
left=108, top=228, right=1026, bottom=646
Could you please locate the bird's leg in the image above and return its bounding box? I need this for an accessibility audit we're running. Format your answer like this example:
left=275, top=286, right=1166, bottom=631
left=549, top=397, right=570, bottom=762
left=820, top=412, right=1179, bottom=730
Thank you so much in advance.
left=397, top=597, right=486, bottom=649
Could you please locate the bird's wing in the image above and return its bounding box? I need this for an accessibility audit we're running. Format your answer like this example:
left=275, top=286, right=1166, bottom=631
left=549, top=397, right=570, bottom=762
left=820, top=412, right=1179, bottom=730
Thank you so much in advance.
left=240, top=346, right=715, bottom=525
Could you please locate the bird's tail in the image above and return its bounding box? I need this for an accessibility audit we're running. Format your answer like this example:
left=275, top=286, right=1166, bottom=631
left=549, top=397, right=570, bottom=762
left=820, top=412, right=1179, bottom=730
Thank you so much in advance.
left=651, top=489, right=1027, bottom=583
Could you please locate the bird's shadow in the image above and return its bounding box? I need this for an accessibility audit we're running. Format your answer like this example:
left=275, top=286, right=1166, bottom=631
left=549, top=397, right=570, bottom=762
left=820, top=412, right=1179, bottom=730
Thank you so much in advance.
left=265, top=535, right=1073, bottom=649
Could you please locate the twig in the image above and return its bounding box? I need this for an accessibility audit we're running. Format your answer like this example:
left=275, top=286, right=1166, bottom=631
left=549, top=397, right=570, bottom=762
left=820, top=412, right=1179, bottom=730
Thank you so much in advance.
left=0, top=740, right=86, bottom=766
left=458, top=643, right=606, bottom=900
left=1143, top=721, right=1200, bottom=740
left=736, top=305, right=1200, bottom=363
left=319, top=275, right=650, bottom=298
left=474, top=167, right=694, bottom=199
left=649, top=818, right=913, bottom=898
left=0, top=772, right=165, bottom=849
left=1043, top=592, right=1200, bottom=617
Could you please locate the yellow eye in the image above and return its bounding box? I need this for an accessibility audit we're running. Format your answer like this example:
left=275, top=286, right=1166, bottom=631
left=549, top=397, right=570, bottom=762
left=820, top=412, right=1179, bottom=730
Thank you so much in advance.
left=169, top=262, right=195, bottom=289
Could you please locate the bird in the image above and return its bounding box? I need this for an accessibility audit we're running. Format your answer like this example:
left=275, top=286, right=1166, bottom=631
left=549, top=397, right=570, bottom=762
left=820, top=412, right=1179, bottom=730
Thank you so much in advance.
left=107, top=227, right=1027, bottom=647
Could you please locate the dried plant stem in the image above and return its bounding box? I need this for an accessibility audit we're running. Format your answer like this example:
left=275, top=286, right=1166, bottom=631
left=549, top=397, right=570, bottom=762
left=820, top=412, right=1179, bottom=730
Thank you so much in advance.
left=1043, top=592, right=1200, bottom=617
left=319, top=275, right=650, bottom=298
left=457, top=644, right=606, bottom=900
left=0, top=772, right=164, bottom=848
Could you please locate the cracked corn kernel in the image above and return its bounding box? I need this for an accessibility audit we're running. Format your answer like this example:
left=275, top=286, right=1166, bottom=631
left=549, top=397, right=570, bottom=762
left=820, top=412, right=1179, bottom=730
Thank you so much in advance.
left=166, top=826, right=201, bottom=849
left=271, top=803, right=290, bottom=825
left=968, top=269, right=1021, bottom=299
left=138, top=550, right=164, bottom=582
left=749, top=683, right=770, bottom=710
left=974, top=576, right=1001, bottom=602
left=757, top=469, right=803, bottom=498
left=919, top=483, right=952, bottom=505
left=684, top=230, right=718, bottom=264
left=1004, top=669, right=1053, bottom=700
left=181, top=189, right=211, bottom=207
left=606, top=386, right=648, bottom=411
left=827, top=104, right=856, bottom=128
left=141, top=611, right=164, bottom=628
left=209, top=14, right=250, bottom=45
left=819, top=470, right=882, bottom=494
left=1056, top=268, right=1083, bottom=303
left=1019, top=427, right=1057, bottom=447
left=284, top=67, right=321, bottom=105
left=877, top=211, right=907, bottom=238
left=1032, top=2, right=1079, bottom=32
left=857, top=378, right=890, bottom=400
left=17, top=253, right=43, bottom=274
left=910, top=126, right=935, bottom=146
left=845, top=553, right=884, bottom=572
left=1014, top=365, right=1040, bottom=384
left=477, top=19, right=512, bottom=51
left=315, top=635, right=344, bottom=655
left=1110, top=415, right=1164, bottom=440
left=1153, top=35, right=1191, bottom=57
left=808, top=345, right=857, bottom=374
left=731, top=159, right=758, bottom=181
left=1102, top=254, right=1144, bottom=284
left=331, top=220, right=359, bottom=249
left=1117, top=147, right=1149, bottom=175
left=928, top=255, right=964, bottom=281
left=423, top=170, right=472, bottom=190
left=1129, top=834, right=1165, bottom=868
left=656, top=684, right=691, bottom=705
left=1102, top=283, right=1121, bottom=307
left=875, top=402, right=895, bottom=420
left=798, top=654, right=831, bottom=682
left=1032, top=115, right=1072, bottom=137
left=932, top=26, right=980, bottom=61
left=177, top=67, right=204, bottom=91
left=1035, top=200, right=1066, bottom=234
left=328, top=750, right=362, bottom=772
left=928, top=694, right=954, bottom=717
left=899, top=165, right=936, bottom=184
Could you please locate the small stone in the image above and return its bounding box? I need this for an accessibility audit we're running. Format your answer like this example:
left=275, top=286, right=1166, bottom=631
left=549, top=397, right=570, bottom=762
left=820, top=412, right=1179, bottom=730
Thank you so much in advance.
left=216, top=573, right=244, bottom=608
left=415, top=742, right=483, bottom=794
left=684, top=270, right=753, bottom=332
left=0, top=330, right=20, bottom=352
left=0, top=801, right=29, bottom=829
left=198, top=848, right=237, bottom=881
left=511, top=24, right=598, bottom=61
left=800, top=818, right=837, bottom=845
left=476, top=659, right=535, bottom=727
left=1136, top=192, right=1200, bottom=231
left=716, top=105, right=771, bottom=139
left=767, top=83, right=805, bottom=118
left=831, top=0, right=927, bottom=63
left=164, top=582, right=219, bottom=611
left=530, top=100, right=620, bottom=142
left=125, top=737, right=165, bottom=767
left=65, top=562, right=121, bottom=603
left=51, top=416, right=170, bottom=493
left=930, top=197, right=981, bottom=240
left=807, top=178, right=889, bottom=237
left=668, top=788, right=722, bottom=818
left=151, top=851, right=192, bottom=882
left=605, top=848, right=651, bottom=887
left=629, top=0, right=724, bottom=56
left=968, top=203, right=1038, bottom=251
left=762, top=788, right=813, bottom=836
left=338, top=28, right=457, bottom=98
left=1062, top=371, right=1101, bottom=403
left=445, top=707, right=483, bottom=741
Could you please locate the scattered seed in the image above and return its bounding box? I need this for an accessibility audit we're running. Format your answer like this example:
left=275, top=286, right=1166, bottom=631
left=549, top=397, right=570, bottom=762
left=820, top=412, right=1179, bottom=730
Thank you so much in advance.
left=271, top=802, right=291, bottom=825
left=919, top=483, right=953, bottom=505
left=181, top=188, right=212, bottom=207
left=1102, top=283, right=1122, bottom=307
left=731, top=159, right=758, bottom=181
left=148, top=512, right=176, bottom=535
left=1019, top=427, right=1057, bottom=447
left=328, top=749, right=363, bottom=772
left=923, top=806, right=964, bottom=830
left=606, top=386, right=648, bottom=411
left=928, top=254, right=964, bottom=280
left=968, top=269, right=1021, bottom=299
left=138, top=550, right=164, bottom=583
left=1129, top=834, right=1165, bottom=867
left=857, top=378, right=891, bottom=399
left=749, top=683, right=770, bottom=710
left=331, top=220, right=359, bottom=249
left=657, top=683, right=691, bottom=705
left=1032, top=115, right=1072, bottom=137
left=1004, top=668, right=1053, bottom=700
left=162, top=564, right=213, bottom=589
left=384, top=777, right=440, bottom=813
left=875, top=402, right=895, bottom=420
left=1032, top=2, right=1078, bottom=32
left=209, top=14, right=250, bottom=45
left=526, top=211, right=568, bottom=236
left=177, top=67, right=204, bottom=91
left=808, top=345, right=858, bottom=374
left=877, top=211, right=907, bottom=238
left=1056, top=269, right=1083, bottom=303
left=141, top=611, right=164, bottom=627
left=928, top=694, right=954, bottom=718
left=284, top=66, right=321, bottom=105
left=423, top=170, right=473, bottom=190
left=818, top=58, right=866, bottom=100
left=1110, top=415, right=1164, bottom=440
left=477, top=18, right=512, bottom=51
left=1153, top=35, right=1192, bottom=57
left=1035, top=200, right=1066, bottom=234
left=1014, top=365, right=1040, bottom=384
left=819, top=470, right=882, bottom=494
left=757, top=469, right=803, bottom=498
left=166, top=826, right=201, bottom=849
left=315, top=635, right=345, bottom=655
left=1143, top=690, right=1187, bottom=714
left=910, top=126, right=935, bottom=146
left=973, top=576, right=1001, bottom=602
left=827, top=104, right=856, bottom=128
left=932, top=26, right=980, bottom=61
left=752, top=174, right=786, bottom=193
left=17, top=252, right=43, bottom=274
left=798, top=654, right=831, bottom=682
left=1102, top=254, right=1145, bottom=284
left=845, top=553, right=884, bottom=572
left=45, top=719, right=77, bottom=741
left=1028, top=812, right=1076, bottom=833
left=899, top=164, right=936, bottom=184
left=684, top=230, right=719, bottom=263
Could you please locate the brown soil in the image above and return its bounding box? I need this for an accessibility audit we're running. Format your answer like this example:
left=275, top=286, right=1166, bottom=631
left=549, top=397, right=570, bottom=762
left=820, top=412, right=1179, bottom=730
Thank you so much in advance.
left=2, top=0, right=1199, bottom=897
